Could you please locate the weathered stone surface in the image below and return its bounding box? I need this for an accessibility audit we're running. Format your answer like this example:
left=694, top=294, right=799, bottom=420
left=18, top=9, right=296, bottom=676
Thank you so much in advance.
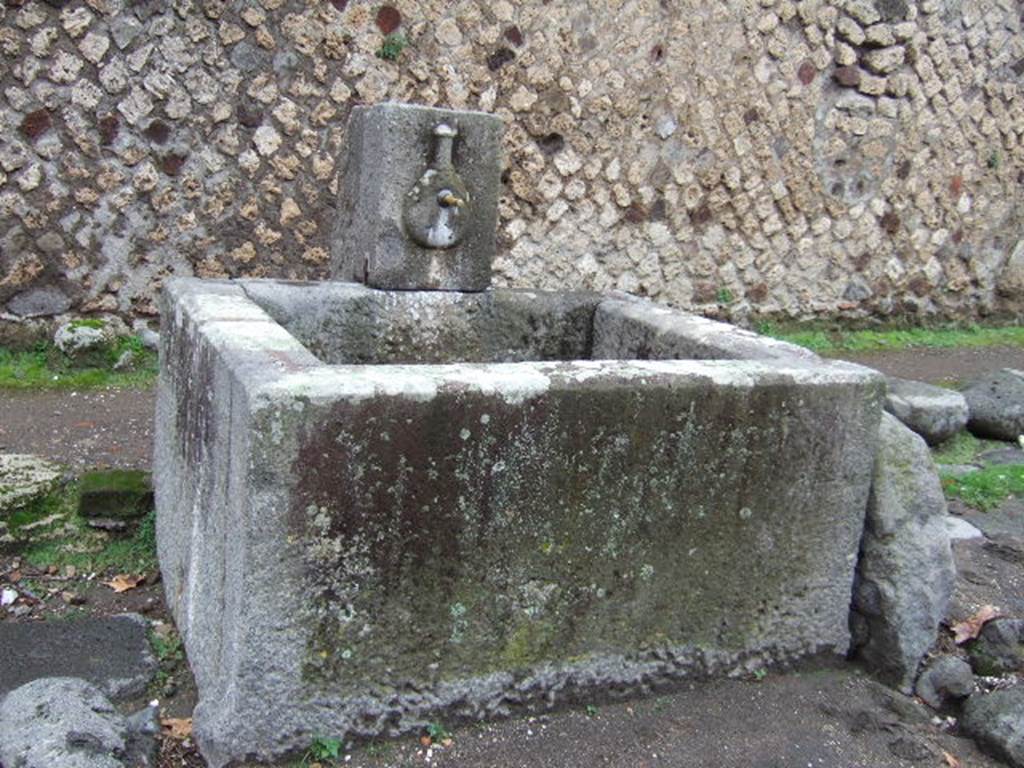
left=0, top=614, right=156, bottom=700
left=884, top=376, right=969, bottom=445
left=968, top=618, right=1024, bottom=676
left=979, top=448, right=1024, bottom=467
left=0, top=453, right=63, bottom=517
left=0, top=677, right=157, bottom=768
left=592, top=296, right=818, bottom=362
left=53, top=319, right=122, bottom=368
left=332, top=103, right=504, bottom=292
left=964, top=369, right=1024, bottom=441
left=156, top=278, right=884, bottom=766
left=240, top=279, right=601, bottom=365
left=851, top=413, right=956, bottom=693
left=962, top=687, right=1024, bottom=767
left=913, top=655, right=974, bottom=709
left=6, top=286, right=71, bottom=317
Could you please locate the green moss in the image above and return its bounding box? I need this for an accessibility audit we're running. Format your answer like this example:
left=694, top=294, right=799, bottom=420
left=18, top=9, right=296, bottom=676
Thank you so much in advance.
left=78, top=469, right=153, bottom=519
left=941, top=464, right=1024, bottom=512
left=5, top=489, right=66, bottom=534
left=931, top=432, right=1005, bottom=466
left=68, top=318, right=106, bottom=330
left=762, top=322, right=1024, bottom=354
left=79, top=469, right=151, bottom=496
left=500, top=619, right=558, bottom=669
left=148, top=625, right=185, bottom=692
left=23, top=507, right=157, bottom=573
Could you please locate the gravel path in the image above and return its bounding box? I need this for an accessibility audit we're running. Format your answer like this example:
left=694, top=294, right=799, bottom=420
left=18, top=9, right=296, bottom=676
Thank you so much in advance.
left=832, top=344, right=1024, bottom=386
left=0, top=387, right=155, bottom=470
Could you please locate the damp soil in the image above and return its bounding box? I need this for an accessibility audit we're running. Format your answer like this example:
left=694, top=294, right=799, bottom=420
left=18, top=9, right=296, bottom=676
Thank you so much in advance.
left=831, top=344, right=1024, bottom=388
left=0, top=387, right=155, bottom=470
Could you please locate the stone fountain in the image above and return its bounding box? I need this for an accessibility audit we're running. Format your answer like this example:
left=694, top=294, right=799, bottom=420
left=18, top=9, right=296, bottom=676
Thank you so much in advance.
left=155, top=103, right=885, bottom=766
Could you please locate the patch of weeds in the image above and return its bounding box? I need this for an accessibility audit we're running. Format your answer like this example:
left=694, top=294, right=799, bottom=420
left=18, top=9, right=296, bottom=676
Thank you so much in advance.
left=376, top=33, right=407, bottom=60
left=425, top=722, right=451, bottom=743
left=585, top=704, right=598, bottom=717
left=5, top=488, right=69, bottom=537
left=303, top=735, right=342, bottom=765
left=931, top=432, right=1005, bottom=466
left=0, top=339, right=156, bottom=391
left=752, top=667, right=768, bottom=681
left=68, top=318, right=106, bottom=330
left=942, top=464, right=1024, bottom=512
left=716, top=287, right=735, bottom=305
left=23, top=508, right=157, bottom=574
left=149, top=626, right=185, bottom=691
left=763, top=323, right=1024, bottom=355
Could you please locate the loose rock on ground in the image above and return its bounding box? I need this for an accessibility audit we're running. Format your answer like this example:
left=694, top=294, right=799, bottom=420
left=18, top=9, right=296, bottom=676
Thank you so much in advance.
left=884, top=376, right=969, bottom=445
left=962, top=686, right=1024, bottom=768
left=851, top=413, right=955, bottom=692
left=0, top=676, right=158, bottom=768
left=963, top=369, right=1024, bottom=441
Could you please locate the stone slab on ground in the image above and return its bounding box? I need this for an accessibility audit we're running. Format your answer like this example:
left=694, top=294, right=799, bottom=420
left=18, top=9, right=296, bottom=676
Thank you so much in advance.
left=979, top=447, right=1024, bottom=466
left=962, top=686, right=1024, bottom=767
left=943, top=515, right=984, bottom=540
left=0, top=677, right=155, bottom=768
left=964, top=368, right=1024, bottom=441
left=883, top=376, right=969, bottom=445
left=0, top=613, right=156, bottom=701
left=914, top=655, right=975, bottom=710
left=0, top=452, right=63, bottom=515
left=959, top=499, right=1024, bottom=539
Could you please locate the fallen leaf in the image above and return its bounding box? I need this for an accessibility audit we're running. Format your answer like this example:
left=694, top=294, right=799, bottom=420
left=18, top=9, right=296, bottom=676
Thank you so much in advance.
left=952, top=605, right=1001, bottom=644
left=102, top=574, right=145, bottom=593
left=441, top=738, right=454, bottom=747
left=161, top=717, right=192, bottom=739
left=943, top=750, right=961, bottom=767
left=9, top=569, right=21, bottom=583
left=420, top=735, right=432, bottom=747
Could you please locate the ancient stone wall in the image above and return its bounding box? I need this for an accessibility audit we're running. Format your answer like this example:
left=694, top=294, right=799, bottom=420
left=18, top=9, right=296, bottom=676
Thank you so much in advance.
left=1, top=0, right=1022, bottom=331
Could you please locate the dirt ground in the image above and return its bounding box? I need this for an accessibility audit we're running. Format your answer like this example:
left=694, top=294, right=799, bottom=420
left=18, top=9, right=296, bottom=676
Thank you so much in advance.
left=832, top=344, right=1024, bottom=387
left=1, top=346, right=1023, bottom=767
left=0, top=387, right=155, bottom=471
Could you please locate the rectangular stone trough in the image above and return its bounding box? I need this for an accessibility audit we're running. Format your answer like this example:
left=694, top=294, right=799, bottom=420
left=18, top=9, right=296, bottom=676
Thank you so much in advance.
left=155, top=277, right=884, bottom=766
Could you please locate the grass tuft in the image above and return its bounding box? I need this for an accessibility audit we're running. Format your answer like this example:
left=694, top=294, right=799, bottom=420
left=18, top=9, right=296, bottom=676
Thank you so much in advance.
left=762, top=324, right=1024, bottom=355
left=941, top=464, right=1024, bottom=512
left=931, top=432, right=1007, bottom=466
left=23, top=507, right=157, bottom=574
left=0, top=339, right=156, bottom=390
